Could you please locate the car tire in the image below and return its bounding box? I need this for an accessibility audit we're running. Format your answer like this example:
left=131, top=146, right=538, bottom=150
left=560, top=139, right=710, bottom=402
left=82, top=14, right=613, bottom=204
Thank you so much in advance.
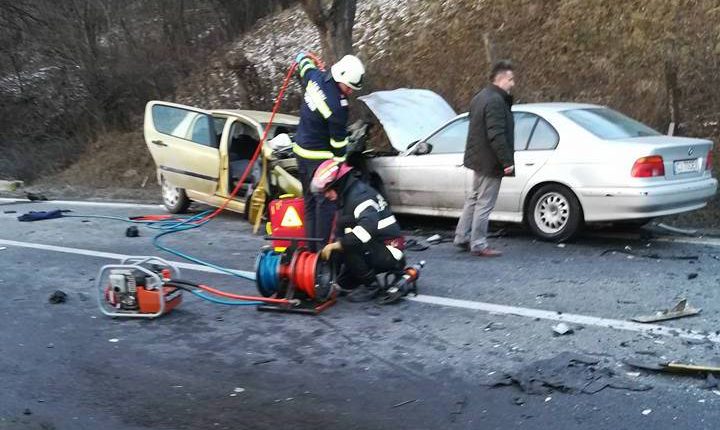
left=161, top=176, right=191, bottom=214
left=526, top=184, right=583, bottom=242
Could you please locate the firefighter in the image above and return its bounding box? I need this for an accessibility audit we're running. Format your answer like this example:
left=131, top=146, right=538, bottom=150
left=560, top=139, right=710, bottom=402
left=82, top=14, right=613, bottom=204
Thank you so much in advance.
left=310, top=159, right=406, bottom=303
left=293, top=52, right=365, bottom=250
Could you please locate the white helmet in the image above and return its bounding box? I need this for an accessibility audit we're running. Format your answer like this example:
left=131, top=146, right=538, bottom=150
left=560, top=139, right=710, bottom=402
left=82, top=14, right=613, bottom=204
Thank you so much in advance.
left=331, top=55, right=365, bottom=90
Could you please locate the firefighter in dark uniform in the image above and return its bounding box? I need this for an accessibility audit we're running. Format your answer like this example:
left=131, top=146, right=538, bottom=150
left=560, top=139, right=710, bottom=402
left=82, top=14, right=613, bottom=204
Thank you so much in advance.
left=310, top=159, right=406, bottom=303
left=294, top=52, right=365, bottom=250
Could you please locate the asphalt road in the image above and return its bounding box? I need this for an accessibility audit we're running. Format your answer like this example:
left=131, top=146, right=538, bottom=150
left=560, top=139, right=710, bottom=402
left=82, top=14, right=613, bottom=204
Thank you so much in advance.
left=1, top=198, right=720, bottom=429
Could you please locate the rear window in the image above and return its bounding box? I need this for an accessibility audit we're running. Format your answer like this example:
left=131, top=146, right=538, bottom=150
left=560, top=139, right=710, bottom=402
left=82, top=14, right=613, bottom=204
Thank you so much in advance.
left=563, top=108, right=661, bottom=140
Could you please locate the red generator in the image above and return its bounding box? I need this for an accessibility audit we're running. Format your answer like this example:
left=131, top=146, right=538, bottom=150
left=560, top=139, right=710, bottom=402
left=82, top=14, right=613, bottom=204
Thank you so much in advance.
left=267, top=196, right=306, bottom=251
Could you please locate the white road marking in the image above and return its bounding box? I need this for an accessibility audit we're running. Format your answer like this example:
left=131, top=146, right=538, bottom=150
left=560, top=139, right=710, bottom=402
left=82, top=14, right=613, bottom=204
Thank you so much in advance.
left=0, top=198, right=162, bottom=209
left=587, top=231, right=720, bottom=248
left=2, top=238, right=716, bottom=343
left=653, top=236, right=720, bottom=248
left=409, top=295, right=720, bottom=343
left=0, top=239, right=255, bottom=279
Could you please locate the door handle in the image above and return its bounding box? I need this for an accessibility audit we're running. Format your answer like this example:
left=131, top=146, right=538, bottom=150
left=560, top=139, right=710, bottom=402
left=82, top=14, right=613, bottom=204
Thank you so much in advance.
left=524, top=163, right=535, bottom=166
left=152, top=140, right=167, bottom=147
left=455, top=164, right=464, bottom=168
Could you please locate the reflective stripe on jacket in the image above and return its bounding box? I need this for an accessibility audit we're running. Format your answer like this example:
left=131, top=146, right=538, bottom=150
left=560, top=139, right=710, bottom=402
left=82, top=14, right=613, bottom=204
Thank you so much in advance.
left=294, top=65, right=349, bottom=160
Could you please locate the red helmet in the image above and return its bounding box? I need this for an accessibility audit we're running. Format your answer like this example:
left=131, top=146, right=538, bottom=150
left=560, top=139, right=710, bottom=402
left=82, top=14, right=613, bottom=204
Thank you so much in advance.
left=310, top=159, right=353, bottom=193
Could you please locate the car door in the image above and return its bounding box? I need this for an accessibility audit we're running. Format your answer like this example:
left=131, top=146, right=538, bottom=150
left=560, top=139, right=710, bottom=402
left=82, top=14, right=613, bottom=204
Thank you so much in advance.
left=144, top=101, right=221, bottom=195
left=393, top=117, right=471, bottom=211
left=496, top=112, right=559, bottom=213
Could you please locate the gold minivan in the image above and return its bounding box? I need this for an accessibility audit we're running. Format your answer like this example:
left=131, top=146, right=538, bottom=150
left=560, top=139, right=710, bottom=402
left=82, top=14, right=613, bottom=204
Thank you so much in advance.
left=143, top=101, right=301, bottom=216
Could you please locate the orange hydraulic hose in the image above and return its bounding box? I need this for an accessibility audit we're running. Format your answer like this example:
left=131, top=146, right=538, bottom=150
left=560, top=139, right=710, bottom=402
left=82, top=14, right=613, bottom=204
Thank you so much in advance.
left=194, top=283, right=292, bottom=305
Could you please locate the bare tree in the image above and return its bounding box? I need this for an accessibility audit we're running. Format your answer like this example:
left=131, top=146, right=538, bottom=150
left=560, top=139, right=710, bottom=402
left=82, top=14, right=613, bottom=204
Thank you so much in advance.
left=300, top=0, right=356, bottom=64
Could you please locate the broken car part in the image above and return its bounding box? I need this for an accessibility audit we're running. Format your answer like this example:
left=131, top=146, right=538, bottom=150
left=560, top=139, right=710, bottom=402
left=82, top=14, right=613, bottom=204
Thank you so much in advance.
left=631, top=299, right=701, bottom=323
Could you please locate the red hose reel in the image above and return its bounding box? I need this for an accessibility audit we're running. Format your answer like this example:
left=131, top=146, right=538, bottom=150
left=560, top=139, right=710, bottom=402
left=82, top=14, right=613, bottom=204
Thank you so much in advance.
left=256, top=241, right=336, bottom=314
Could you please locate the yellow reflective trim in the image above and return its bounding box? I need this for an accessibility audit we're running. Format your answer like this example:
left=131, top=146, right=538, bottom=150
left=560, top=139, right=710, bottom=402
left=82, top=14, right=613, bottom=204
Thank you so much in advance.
left=292, top=143, right=334, bottom=160
left=332, top=156, right=346, bottom=162
left=330, top=137, right=348, bottom=149
left=299, top=60, right=315, bottom=78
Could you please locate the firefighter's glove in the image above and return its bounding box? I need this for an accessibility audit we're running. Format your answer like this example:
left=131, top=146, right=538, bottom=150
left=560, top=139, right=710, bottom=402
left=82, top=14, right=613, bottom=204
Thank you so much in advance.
left=320, top=241, right=343, bottom=260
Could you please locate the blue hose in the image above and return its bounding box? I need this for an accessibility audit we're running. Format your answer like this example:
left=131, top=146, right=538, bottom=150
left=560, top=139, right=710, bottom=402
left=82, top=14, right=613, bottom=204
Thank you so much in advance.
left=256, top=250, right=281, bottom=297
left=66, top=211, right=256, bottom=281
left=190, top=290, right=262, bottom=306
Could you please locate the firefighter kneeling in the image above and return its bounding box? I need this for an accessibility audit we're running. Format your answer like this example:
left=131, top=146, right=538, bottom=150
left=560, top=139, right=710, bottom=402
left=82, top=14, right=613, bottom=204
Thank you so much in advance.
left=310, top=159, right=409, bottom=304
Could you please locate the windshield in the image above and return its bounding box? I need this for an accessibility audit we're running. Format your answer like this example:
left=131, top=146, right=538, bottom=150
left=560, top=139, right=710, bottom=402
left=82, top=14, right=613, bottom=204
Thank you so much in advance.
left=562, top=108, right=661, bottom=140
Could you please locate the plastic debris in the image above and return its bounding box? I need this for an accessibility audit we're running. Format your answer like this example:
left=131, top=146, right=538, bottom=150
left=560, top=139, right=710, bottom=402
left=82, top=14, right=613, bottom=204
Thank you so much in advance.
left=631, top=299, right=701, bottom=323
left=552, top=322, right=574, bottom=336
left=656, top=223, right=698, bottom=236
left=426, top=234, right=442, bottom=244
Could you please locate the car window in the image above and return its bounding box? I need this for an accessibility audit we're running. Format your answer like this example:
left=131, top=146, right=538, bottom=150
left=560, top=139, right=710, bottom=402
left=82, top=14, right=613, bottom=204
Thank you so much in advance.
left=527, top=118, right=559, bottom=150
left=152, top=104, right=218, bottom=148
left=270, top=124, right=297, bottom=138
left=190, top=116, right=214, bottom=147
left=513, top=112, right=538, bottom=151
left=563, top=107, right=661, bottom=140
left=424, top=117, right=469, bottom=154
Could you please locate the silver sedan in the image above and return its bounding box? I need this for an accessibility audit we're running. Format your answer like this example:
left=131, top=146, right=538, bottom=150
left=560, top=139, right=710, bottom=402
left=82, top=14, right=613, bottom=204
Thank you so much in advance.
left=360, top=89, right=717, bottom=241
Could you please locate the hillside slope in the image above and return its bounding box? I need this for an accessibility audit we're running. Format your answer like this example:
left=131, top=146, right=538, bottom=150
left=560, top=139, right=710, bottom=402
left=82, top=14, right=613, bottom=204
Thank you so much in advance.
left=31, top=0, right=720, bottom=225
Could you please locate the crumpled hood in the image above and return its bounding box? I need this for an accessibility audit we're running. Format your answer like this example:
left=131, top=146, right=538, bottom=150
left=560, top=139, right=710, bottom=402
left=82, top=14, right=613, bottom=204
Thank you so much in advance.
left=358, top=89, right=457, bottom=151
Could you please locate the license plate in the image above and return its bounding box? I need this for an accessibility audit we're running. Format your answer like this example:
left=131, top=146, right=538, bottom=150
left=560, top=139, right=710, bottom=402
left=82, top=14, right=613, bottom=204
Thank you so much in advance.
left=674, top=158, right=700, bottom=174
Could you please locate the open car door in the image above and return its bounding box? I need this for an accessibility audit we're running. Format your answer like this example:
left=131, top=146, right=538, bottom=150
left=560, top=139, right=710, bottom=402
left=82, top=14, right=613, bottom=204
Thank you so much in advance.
left=144, top=101, right=220, bottom=195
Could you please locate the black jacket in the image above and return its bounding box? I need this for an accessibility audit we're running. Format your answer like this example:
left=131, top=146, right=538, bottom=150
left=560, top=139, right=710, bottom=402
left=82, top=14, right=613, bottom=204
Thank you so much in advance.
left=463, top=84, right=515, bottom=177
left=335, top=175, right=402, bottom=250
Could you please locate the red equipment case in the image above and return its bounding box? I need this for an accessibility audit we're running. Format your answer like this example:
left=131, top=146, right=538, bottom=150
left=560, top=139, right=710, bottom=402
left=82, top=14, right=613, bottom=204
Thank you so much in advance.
left=267, top=196, right=306, bottom=250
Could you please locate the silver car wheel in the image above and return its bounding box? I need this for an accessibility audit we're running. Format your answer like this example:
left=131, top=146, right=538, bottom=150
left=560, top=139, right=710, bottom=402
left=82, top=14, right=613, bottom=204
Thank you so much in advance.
left=534, top=192, right=570, bottom=235
left=162, top=178, right=180, bottom=206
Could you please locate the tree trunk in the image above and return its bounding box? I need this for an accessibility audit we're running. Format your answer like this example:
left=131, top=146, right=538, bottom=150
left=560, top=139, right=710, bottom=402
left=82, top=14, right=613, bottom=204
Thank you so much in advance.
left=300, top=0, right=356, bottom=64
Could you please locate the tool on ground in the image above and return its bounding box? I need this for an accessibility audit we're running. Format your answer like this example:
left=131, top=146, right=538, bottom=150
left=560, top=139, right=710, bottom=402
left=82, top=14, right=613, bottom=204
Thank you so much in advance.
left=97, top=256, right=183, bottom=318
left=376, top=261, right=424, bottom=305
left=255, top=237, right=337, bottom=314
left=631, top=298, right=701, bottom=323
left=97, top=256, right=296, bottom=318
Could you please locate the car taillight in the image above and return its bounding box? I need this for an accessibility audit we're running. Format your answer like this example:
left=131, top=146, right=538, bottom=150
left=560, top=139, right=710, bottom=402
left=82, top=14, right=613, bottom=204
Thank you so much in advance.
left=707, top=150, right=714, bottom=172
left=631, top=156, right=665, bottom=178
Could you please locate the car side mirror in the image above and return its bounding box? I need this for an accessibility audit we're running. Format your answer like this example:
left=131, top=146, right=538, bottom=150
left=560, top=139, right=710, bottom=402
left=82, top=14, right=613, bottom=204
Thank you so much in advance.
left=414, top=141, right=433, bottom=155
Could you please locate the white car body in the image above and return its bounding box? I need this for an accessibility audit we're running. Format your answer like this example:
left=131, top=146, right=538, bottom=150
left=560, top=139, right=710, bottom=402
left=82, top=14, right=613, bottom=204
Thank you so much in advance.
left=360, top=89, right=717, bottom=238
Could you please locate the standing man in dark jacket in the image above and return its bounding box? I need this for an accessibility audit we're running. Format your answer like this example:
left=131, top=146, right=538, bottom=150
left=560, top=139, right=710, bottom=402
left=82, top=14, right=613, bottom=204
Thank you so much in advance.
left=454, top=60, right=516, bottom=257
left=293, top=52, right=365, bottom=250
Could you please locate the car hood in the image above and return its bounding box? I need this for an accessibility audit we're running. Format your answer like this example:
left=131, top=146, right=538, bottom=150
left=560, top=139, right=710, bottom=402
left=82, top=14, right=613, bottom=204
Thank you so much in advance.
left=358, top=89, right=457, bottom=151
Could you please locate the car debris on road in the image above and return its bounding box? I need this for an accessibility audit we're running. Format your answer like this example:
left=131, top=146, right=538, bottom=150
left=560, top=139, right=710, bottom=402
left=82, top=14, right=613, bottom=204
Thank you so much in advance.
left=631, top=299, right=701, bottom=323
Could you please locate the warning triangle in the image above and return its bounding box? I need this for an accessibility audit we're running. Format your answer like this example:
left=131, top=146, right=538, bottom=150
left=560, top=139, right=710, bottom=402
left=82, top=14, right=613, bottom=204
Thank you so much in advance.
left=280, top=206, right=303, bottom=227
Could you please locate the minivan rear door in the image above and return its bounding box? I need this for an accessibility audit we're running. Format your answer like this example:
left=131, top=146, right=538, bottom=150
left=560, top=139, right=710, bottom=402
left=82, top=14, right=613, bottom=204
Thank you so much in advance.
left=144, top=101, right=221, bottom=195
